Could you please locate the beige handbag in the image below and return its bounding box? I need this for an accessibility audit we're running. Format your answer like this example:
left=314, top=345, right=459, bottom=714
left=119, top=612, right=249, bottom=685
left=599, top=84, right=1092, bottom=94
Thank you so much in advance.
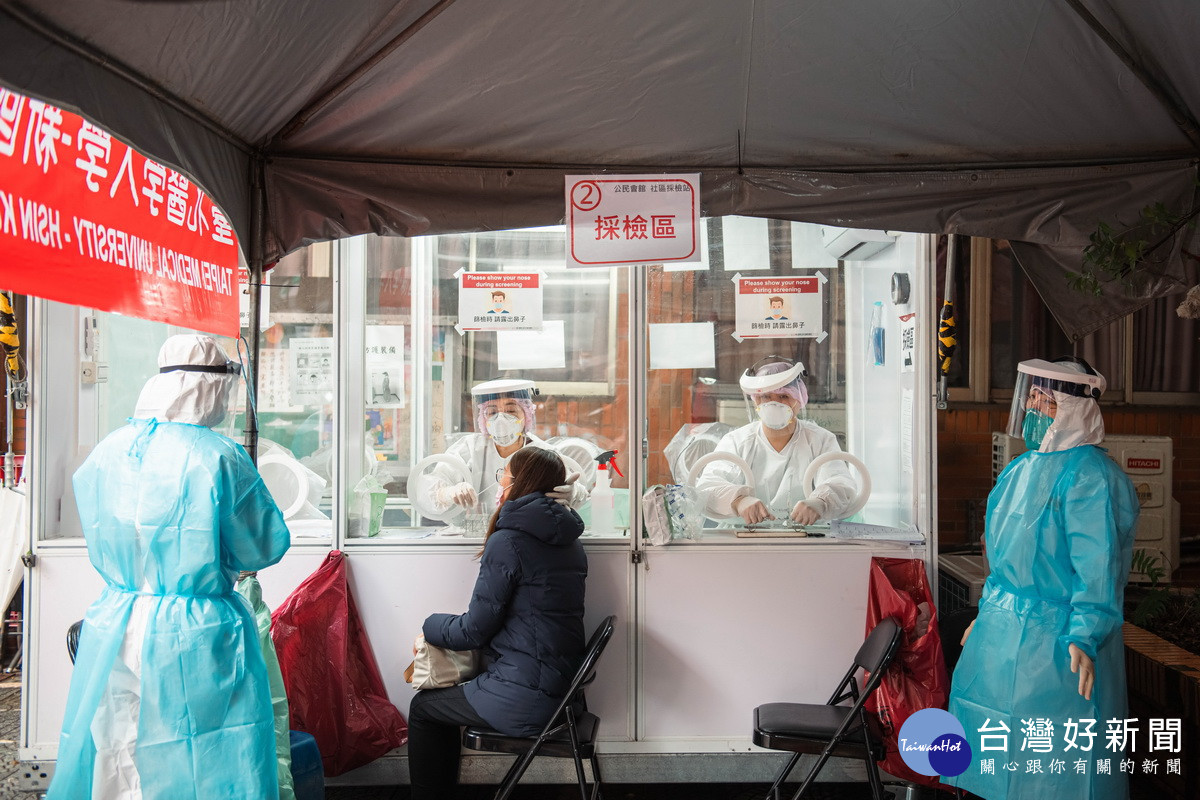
left=404, top=634, right=481, bottom=690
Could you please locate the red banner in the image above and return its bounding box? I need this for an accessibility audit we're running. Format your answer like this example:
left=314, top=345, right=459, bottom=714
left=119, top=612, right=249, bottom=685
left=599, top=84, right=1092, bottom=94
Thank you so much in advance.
left=0, top=87, right=239, bottom=336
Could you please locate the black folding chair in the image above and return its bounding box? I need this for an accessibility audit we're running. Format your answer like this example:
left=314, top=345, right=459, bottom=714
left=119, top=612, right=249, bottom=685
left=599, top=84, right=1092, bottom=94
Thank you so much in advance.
left=752, top=616, right=903, bottom=800
left=462, top=615, right=617, bottom=800
left=66, top=619, right=84, bottom=664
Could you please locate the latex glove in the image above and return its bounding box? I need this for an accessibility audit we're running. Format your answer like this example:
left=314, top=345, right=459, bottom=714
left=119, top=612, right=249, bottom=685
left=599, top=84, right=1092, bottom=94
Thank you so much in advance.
left=733, top=495, right=774, bottom=525
left=435, top=482, right=477, bottom=508
left=914, top=601, right=932, bottom=639
left=960, top=619, right=975, bottom=646
left=1069, top=643, right=1095, bottom=701
left=547, top=472, right=584, bottom=507
left=789, top=501, right=821, bottom=526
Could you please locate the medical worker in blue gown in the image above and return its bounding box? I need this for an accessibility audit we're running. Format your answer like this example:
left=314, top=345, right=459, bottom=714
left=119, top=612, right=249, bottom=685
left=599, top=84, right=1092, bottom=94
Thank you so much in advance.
left=49, top=334, right=291, bottom=800
left=948, top=357, right=1139, bottom=800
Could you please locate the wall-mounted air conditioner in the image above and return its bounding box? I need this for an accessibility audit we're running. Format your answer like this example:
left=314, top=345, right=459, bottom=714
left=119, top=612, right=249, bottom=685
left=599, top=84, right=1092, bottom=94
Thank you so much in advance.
left=819, top=226, right=897, bottom=261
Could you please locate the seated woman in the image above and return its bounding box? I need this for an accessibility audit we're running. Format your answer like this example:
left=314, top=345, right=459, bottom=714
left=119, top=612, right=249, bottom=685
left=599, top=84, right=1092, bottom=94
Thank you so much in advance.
left=408, top=446, right=588, bottom=800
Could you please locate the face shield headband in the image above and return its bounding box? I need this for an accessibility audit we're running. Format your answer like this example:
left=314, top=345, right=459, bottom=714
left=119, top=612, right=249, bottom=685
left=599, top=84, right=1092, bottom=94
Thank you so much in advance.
left=1005, top=358, right=1104, bottom=447
left=741, top=356, right=809, bottom=420
left=160, top=362, right=242, bottom=375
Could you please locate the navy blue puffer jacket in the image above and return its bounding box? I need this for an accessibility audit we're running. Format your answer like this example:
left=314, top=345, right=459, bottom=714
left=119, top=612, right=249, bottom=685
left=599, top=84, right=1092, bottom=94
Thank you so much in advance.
left=423, top=493, right=587, bottom=736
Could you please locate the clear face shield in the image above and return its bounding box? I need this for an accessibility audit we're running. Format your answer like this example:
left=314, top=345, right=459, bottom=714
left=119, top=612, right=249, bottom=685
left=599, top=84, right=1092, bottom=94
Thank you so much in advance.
left=739, top=357, right=809, bottom=427
left=1006, top=359, right=1103, bottom=450
left=471, top=380, right=538, bottom=445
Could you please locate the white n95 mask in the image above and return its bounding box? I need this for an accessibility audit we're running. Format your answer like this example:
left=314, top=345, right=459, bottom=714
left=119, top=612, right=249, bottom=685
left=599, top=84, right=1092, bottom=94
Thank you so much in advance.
left=486, top=413, right=523, bottom=445
left=756, top=402, right=794, bottom=430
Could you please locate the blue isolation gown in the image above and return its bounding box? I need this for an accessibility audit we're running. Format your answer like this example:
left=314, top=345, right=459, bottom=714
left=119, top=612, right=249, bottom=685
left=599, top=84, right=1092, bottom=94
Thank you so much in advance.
left=948, top=445, right=1139, bottom=800
left=49, top=419, right=291, bottom=800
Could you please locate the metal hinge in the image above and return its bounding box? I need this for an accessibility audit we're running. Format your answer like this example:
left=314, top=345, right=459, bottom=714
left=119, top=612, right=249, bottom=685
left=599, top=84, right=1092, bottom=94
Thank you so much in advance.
left=631, top=550, right=642, bottom=565
left=21, top=551, right=35, bottom=568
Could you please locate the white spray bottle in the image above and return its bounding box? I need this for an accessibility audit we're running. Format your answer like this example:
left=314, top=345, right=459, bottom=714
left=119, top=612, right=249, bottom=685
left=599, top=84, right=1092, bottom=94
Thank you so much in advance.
left=589, top=449, right=621, bottom=535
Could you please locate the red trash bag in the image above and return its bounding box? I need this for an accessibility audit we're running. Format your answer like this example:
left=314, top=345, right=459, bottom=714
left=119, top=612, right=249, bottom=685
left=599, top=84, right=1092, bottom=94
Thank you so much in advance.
left=864, top=557, right=950, bottom=790
left=271, top=550, right=408, bottom=776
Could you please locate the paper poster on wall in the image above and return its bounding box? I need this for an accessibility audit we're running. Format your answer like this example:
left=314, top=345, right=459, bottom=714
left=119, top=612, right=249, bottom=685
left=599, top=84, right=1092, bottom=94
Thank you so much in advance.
left=649, top=322, right=716, bottom=369
left=455, top=271, right=543, bottom=332
left=289, top=338, right=334, bottom=403
left=258, top=348, right=300, bottom=412
left=721, top=216, right=770, bottom=272
left=899, top=313, right=917, bottom=374
left=497, top=319, right=567, bottom=370
left=366, top=325, right=405, bottom=408
left=731, top=273, right=827, bottom=342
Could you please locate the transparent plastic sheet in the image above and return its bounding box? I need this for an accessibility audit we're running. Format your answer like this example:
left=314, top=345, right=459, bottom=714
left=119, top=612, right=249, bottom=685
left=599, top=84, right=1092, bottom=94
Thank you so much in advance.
left=863, top=557, right=949, bottom=791
left=271, top=550, right=408, bottom=776
left=664, top=484, right=702, bottom=540
left=236, top=575, right=296, bottom=800
left=663, top=422, right=734, bottom=485
left=641, top=484, right=702, bottom=545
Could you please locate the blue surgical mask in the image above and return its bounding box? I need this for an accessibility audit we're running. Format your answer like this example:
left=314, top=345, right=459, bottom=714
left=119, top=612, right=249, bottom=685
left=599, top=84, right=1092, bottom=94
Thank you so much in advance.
left=1023, top=410, right=1053, bottom=450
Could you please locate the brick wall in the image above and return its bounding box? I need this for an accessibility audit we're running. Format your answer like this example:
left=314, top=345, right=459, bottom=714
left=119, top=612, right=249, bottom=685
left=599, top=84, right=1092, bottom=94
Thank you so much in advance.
left=938, top=405, right=1200, bottom=552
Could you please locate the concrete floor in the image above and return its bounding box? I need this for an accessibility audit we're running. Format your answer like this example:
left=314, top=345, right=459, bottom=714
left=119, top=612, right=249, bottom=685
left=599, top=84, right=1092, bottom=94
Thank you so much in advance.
left=0, top=679, right=26, bottom=799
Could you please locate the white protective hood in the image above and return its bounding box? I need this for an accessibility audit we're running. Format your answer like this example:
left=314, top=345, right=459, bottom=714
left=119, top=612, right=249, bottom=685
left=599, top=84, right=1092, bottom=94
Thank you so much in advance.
left=134, top=334, right=238, bottom=428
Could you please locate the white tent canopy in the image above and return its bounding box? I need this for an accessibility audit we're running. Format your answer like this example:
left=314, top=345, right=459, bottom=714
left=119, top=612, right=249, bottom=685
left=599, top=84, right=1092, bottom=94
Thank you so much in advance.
left=1, top=0, right=1197, bottom=337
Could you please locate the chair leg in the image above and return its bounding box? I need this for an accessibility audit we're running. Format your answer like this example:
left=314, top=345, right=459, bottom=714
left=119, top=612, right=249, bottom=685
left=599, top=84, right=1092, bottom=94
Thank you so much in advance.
left=492, top=741, right=543, bottom=800
left=588, top=750, right=604, bottom=800
left=788, top=741, right=840, bottom=800
left=765, top=753, right=802, bottom=800
left=564, top=711, right=589, bottom=800
left=861, top=725, right=886, bottom=800
left=863, top=753, right=886, bottom=800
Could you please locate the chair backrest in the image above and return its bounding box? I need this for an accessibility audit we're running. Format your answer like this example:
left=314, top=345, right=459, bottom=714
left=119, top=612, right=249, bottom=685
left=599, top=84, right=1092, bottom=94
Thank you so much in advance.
left=545, top=615, right=616, bottom=722
left=66, top=619, right=84, bottom=664
left=854, top=616, right=903, bottom=684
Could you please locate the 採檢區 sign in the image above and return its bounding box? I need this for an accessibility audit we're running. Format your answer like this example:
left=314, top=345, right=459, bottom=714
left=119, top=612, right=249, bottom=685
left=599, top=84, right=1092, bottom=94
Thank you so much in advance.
left=0, top=87, right=240, bottom=336
left=565, top=174, right=700, bottom=268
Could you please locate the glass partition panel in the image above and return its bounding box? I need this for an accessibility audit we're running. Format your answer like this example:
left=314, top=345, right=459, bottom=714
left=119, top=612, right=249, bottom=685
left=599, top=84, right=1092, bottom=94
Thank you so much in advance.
left=243, top=243, right=336, bottom=540
left=351, top=228, right=630, bottom=541
left=37, top=244, right=336, bottom=542
left=645, top=217, right=866, bottom=539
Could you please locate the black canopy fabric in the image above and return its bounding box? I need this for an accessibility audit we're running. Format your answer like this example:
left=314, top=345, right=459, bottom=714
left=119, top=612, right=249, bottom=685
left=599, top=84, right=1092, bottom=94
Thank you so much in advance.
left=1, top=0, right=1197, bottom=338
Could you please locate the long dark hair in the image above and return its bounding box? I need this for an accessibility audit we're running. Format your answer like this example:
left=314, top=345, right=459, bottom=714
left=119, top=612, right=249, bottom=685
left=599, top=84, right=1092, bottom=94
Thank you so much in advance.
left=479, top=446, right=566, bottom=555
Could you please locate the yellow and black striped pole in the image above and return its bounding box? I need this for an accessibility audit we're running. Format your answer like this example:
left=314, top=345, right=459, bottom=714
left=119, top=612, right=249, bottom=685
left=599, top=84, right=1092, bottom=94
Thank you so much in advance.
left=938, top=300, right=957, bottom=376
left=0, top=292, right=19, bottom=378
left=936, top=235, right=958, bottom=408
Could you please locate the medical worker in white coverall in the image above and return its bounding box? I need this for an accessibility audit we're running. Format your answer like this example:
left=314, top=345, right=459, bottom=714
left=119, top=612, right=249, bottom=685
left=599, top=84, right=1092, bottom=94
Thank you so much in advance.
left=696, top=357, right=858, bottom=525
left=427, top=378, right=588, bottom=514
left=49, top=334, right=290, bottom=800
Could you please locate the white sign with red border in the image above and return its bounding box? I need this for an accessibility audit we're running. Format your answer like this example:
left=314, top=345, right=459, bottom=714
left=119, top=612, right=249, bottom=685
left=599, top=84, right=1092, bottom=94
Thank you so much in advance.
left=732, top=273, right=827, bottom=342
left=565, top=174, right=700, bottom=268
left=455, top=270, right=543, bottom=332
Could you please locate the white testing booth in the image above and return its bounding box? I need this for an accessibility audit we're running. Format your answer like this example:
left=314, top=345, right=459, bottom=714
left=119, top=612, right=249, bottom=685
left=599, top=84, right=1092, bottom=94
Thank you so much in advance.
left=21, top=218, right=936, bottom=785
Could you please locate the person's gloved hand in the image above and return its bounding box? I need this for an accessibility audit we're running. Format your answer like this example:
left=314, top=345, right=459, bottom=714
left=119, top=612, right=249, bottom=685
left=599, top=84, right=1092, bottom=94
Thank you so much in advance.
left=435, top=482, right=477, bottom=508
left=789, top=501, right=820, bottom=526
left=733, top=495, right=774, bottom=525
left=547, top=472, right=586, bottom=507
left=1069, top=643, right=1095, bottom=700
